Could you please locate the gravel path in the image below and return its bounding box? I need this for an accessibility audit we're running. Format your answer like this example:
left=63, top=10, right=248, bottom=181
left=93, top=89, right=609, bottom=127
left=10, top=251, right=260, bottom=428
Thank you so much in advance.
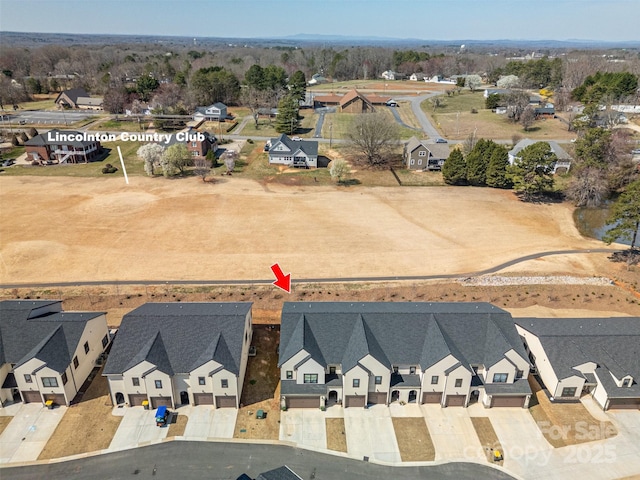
left=460, top=276, right=614, bottom=286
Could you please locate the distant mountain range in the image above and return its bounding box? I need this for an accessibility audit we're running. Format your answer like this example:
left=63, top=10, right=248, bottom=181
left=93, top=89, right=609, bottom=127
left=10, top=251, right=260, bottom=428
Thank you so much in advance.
left=1, top=31, right=639, bottom=49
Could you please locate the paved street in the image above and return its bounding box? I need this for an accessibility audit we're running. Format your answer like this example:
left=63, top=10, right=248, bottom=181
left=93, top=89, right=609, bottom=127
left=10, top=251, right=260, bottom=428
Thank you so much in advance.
left=0, top=403, right=66, bottom=464
left=7, top=110, right=96, bottom=124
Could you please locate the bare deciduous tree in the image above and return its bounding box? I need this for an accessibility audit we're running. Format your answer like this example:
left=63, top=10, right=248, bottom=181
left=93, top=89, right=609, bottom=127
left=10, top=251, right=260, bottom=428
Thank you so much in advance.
left=194, top=157, right=211, bottom=182
left=346, top=113, right=399, bottom=167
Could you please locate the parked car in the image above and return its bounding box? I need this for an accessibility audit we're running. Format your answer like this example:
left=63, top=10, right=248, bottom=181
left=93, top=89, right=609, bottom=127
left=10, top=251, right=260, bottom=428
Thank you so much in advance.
left=435, top=138, right=448, bottom=143
left=631, top=149, right=640, bottom=155
left=1, top=159, right=15, bottom=167
left=386, top=100, right=398, bottom=107
left=291, top=136, right=302, bottom=141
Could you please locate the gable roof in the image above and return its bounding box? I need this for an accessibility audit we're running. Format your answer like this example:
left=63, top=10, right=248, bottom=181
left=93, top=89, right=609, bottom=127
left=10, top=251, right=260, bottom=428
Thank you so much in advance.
left=54, top=88, right=90, bottom=105
left=515, top=317, right=640, bottom=383
left=339, top=89, right=374, bottom=109
left=76, top=97, right=103, bottom=107
left=269, top=134, right=318, bottom=157
left=103, top=302, right=252, bottom=376
left=405, top=137, right=450, bottom=160
left=257, top=465, right=303, bottom=480
left=24, top=129, right=96, bottom=148
left=0, top=300, right=105, bottom=373
left=508, top=139, right=572, bottom=161
left=279, top=302, right=528, bottom=372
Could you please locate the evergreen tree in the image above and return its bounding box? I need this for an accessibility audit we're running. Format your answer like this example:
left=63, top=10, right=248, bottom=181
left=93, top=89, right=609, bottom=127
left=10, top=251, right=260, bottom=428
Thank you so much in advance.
left=507, top=142, right=557, bottom=201
left=275, top=95, right=299, bottom=135
left=289, top=70, right=307, bottom=101
left=442, top=149, right=467, bottom=185
left=465, top=138, right=491, bottom=186
left=603, top=179, right=640, bottom=249
left=486, top=145, right=512, bottom=188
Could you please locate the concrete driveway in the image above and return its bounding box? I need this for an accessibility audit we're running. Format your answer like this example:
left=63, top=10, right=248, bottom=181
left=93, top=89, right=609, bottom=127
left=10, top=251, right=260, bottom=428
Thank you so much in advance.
left=421, top=404, right=485, bottom=462
left=182, top=405, right=237, bottom=439
left=107, top=406, right=169, bottom=451
left=0, top=403, right=66, bottom=464
left=279, top=409, right=327, bottom=450
left=343, top=405, right=401, bottom=463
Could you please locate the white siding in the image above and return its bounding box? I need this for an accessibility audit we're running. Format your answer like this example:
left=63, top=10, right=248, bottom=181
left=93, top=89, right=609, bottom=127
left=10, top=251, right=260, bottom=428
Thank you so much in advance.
left=15, top=359, right=69, bottom=405
left=0, top=363, right=13, bottom=405
left=443, top=364, right=472, bottom=399
left=422, top=354, right=458, bottom=393
left=343, top=365, right=368, bottom=399
left=296, top=357, right=325, bottom=385
left=106, top=374, right=125, bottom=405
left=553, top=376, right=584, bottom=399
left=280, top=349, right=311, bottom=381
left=516, top=325, right=560, bottom=393
left=592, top=377, right=609, bottom=409
left=69, top=315, right=109, bottom=394
left=359, top=355, right=389, bottom=392
left=485, top=357, right=516, bottom=385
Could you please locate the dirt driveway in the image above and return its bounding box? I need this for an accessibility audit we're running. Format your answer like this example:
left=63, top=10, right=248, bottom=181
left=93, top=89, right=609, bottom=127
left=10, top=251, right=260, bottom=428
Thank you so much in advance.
left=0, top=176, right=607, bottom=285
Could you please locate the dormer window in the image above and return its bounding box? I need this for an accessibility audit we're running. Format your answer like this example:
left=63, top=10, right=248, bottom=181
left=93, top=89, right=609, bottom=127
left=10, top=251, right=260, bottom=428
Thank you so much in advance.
left=393, top=366, right=399, bottom=374
left=622, top=378, right=631, bottom=387
left=409, top=366, right=416, bottom=375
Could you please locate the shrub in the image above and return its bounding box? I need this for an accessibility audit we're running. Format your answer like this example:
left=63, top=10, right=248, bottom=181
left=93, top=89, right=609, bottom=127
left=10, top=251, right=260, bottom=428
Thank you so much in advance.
left=247, top=138, right=253, bottom=144
left=101, top=163, right=118, bottom=174
left=471, top=108, right=478, bottom=114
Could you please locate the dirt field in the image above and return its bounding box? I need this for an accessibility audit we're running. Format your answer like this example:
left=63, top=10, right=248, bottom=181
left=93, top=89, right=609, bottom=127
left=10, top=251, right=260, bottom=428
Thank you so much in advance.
left=38, top=368, right=122, bottom=460
left=0, top=416, right=12, bottom=436
left=392, top=417, right=435, bottom=461
left=470, top=417, right=503, bottom=464
left=0, top=175, right=614, bottom=285
left=167, top=413, right=187, bottom=437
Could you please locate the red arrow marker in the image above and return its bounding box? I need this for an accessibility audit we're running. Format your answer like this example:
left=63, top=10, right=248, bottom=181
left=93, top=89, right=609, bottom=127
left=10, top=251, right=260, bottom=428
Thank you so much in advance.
left=270, top=263, right=291, bottom=293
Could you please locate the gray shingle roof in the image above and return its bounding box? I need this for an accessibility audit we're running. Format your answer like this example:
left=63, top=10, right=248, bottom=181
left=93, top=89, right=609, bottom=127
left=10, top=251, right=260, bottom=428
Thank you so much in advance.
left=24, top=129, right=96, bottom=148
left=269, top=134, right=318, bottom=157
left=515, top=317, right=640, bottom=396
left=484, top=378, right=532, bottom=395
left=0, top=300, right=104, bottom=373
left=279, top=303, right=528, bottom=373
left=258, top=465, right=303, bottom=480
left=103, top=302, right=251, bottom=376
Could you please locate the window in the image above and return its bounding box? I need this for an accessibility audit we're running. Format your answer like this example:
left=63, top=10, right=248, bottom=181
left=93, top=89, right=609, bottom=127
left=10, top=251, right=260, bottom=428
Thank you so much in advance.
left=353, top=379, right=360, bottom=388
left=198, top=377, right=206, bottom=386
left=329, top=366, right=336, bottom=375
left=493, top=373, right=508, bottom=383
left=561, top=387, right=577, bottom=397
left=155, top=380, right=162, bottom=389
left=221, top=379, right=228, bottom=388
left=61, top=372, right=68, bottom=385
left=516, top=369, right=524, bottom=379
left=455, top=379, right=463, bottom=388
left=303, top=374, right=318, bottom=384
left=622, top=379, right=631, bottom=387
left=410, top=159, right=415, bottom=165
left=84, top=341, right=89, bottom=354
left=410, top=366, right=416, bottom=374
left=24, top=374, right=32, bottom=383
left=191, top=151, right=198, bottom=157
left=73, top=356, right=79, bottom=369
left=191, top=142, right=197, bottom=147
left=393, top=366, right=399, bottom=374
left=431, top=375, right=438, bottom=385
left=42, top=377, right=58, bottom=388
left=102, top=334, right=109, bottom=348
left=418, top=151, right=427, bottom=157
left=132, top=377, right=140, bottom=387
left=374, top=376, right=382, bottom=385
left=286, top=371, right=293, bottom=380
left=418, top=159, right=422, bottom=165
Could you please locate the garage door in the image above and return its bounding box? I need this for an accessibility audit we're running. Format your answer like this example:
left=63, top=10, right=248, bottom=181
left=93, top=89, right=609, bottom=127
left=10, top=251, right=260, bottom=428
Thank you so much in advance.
left=22, top=391, right=42, bottom=404
left=151, top=396, right=172, bottom=408
left=193, top=393, right=214, bottom=406
left=43, top=394, right=66, bottom=406
left=128, top=394, right=147, bottom=406
left=491, top=396, right=526, bottom=408
left=345, top=395, right=366, bottom=408
left=215, top=396, right=237, bottom=408
left=422, top=392, right=443, bottom=404
left=445, top=395, right=466, bottom=407
left=286, top=396, right=319, bottom=409
left=608, top=398, right=640, bottom=410
left=368, top=392, right=387, bottom=405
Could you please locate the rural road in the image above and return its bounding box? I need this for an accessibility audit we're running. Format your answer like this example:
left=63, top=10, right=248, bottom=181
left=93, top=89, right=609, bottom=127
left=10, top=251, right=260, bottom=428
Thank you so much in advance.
left=397, top=92, right=443, bottom=139
left=0, top=441, right=516, bottom=480
left=0, top=249, right=616, bottom=289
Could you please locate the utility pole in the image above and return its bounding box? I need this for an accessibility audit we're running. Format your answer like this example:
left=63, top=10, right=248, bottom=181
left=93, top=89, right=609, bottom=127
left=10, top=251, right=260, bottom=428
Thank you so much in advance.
left=329, top=120, right=333, bottom=148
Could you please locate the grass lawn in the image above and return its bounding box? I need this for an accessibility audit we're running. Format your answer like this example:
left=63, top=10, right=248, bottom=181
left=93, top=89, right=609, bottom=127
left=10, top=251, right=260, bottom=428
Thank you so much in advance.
left=326, top=418, right=348, bottom=452
left=528, top=376, right=617, bottom=448
left=167, top=413, right=188, bottom=437
left=88, top=119, right=150, bottom=132
left=234, top=325, right=281, bottom=440
left=16, top=96, right=57, bottom=110
left=396, top=101, right=422, bottom=130
left=470, top=417, right=504, bottom=465
left=392, top=417, right=435, bottom=461
left=240, top=110, right=317, bottom=139
left=0, top=416, right=12, bottom=436
left=421, top=91, right=486, bottom=115
left=394, top=169, right=445, bottom=186
left=0, top=145, right=25, bottom=161
left=38, top=367, right=122, bottom=460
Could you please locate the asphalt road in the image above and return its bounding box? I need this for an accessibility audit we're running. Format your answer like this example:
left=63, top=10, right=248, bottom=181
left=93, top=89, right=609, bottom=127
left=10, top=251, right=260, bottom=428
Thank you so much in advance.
left=0, top=249, right=615, bottom=289
left=6, top=110, right=96, bottom=124
left=0, top=441, right=516, bottom=480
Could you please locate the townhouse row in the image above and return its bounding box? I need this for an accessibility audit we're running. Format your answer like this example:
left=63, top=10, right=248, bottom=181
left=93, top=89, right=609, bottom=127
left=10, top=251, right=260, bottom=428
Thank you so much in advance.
left=1, top=300, right=637, bottom=411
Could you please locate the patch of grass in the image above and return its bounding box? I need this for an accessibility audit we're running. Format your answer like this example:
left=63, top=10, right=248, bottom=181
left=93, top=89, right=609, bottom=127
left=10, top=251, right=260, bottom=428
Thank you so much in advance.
left=38, top=368, right=122, bottom=459
left=0, top=145, right=25, bottom=161
left=326, top=418, right=348, bottom=452
left=88, top=120, right=149, bottom=132
left=528, top=376, right=617, bottom=448
left=167, top=413, right=188, bottom=437
left=470, top=417, right=503, bottom=464
left=322, top=112, right=356, bottom=139
left=394, top=169, right=445, bottom=186
left=16, top=96, right=57, bottom=110
left=396, top=101, right=422, bottom=130
left=0, top=416, right=13, bottom=436
left=421, top=91, right=485, bottom=115
left=392, top=417, right=435, bottom=461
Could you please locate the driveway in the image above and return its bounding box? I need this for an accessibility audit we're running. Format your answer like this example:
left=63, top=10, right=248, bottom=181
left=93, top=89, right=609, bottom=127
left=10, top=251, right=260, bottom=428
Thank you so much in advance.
left=279, top=409, right=327, bottom=450
left=421, top=404, right=485, bottom=462
left=0, top=403, right=67, bottom=464
left=107, top=406, right=169, bottom=451
left=396, top=92, right=443, bottom=139
left=182, top=405, right=237, bottom=439
left=343, top=405, right=401, bottom=463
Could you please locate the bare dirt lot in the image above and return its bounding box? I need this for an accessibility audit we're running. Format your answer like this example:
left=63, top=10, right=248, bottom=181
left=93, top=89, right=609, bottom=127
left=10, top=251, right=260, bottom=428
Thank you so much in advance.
left=325, top=418, right=348, bottom=453
left=392, top=417, right=436, bottom=461
left=0, top=176, right=613, bottom=285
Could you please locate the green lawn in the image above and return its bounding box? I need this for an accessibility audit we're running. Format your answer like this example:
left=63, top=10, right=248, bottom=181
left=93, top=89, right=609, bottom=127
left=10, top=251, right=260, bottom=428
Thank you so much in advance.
left=15, top=98, right=57, bottom=111
left=0, top=146, right=25, bottom=161
left=240, top=111, right=317, bottom=139
left=88, top=120, right=150, bottom=132
left=420, top=91, right=485, bottom=115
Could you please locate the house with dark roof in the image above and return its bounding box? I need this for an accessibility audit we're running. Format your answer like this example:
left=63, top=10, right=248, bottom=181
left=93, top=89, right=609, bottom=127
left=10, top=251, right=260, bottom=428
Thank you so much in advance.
left=103, top=303, right=252, bottom=409
left=515, top=317, right=640, bottom=410
left=257, top=465, right=304, bottom=480
left=24, top=129, right=103, bottom=164
left=54, top=88, right=103, bottom=110
left=278, top=302, right=531, bottom=410
left=267, top=134, right=318, bottom=168
left=508, top=139, right=572, bottom=174
left=404, top=136, right=450, bottom=171
left=164, top=127, right=217, bottom=160
left=0, top=300, right=109, bottom=407
left=193, top=102, right=228, bottom=122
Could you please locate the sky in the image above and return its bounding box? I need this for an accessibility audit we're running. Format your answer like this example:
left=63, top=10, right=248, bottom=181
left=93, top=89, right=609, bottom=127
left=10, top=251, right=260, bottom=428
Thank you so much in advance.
left=1, top=0, right=639, bottom=42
